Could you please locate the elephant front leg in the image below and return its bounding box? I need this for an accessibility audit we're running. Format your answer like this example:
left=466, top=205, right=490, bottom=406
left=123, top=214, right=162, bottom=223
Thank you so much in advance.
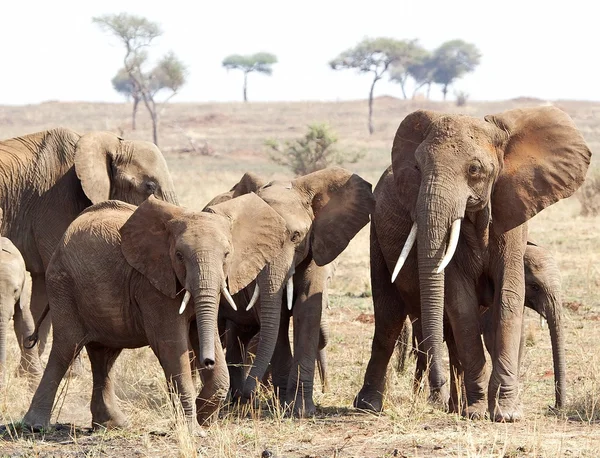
left=445, top=271, right=487, bottom=419
left=224, top=321, right=256, bottom=401
left=197, top=329, right=229, bottom=425
left=271, top=309, right=292, bottom=404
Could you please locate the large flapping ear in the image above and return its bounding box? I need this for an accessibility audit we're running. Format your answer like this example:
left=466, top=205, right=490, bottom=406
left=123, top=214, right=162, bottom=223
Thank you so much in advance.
left=293, top=166, right=375, bottom=266
left=120, top=195, right=185, bottom=298
left=485, top=106, right=591, bottom=234
left=206, top=193, right=287, bottom=294
left=74, top=131, right=123, bottom=204
left=391, top=110, right=443, bottom=214
left=202, top=172, right=266, bottom=209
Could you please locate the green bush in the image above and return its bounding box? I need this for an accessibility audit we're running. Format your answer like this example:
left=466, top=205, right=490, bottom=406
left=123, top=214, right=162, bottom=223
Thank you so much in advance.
left=266, top=123, right=364, bottom=176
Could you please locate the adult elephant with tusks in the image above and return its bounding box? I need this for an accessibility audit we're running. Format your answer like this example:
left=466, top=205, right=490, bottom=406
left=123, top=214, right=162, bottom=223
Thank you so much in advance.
left=0, top=128, right=178, bottom=379
left=354, top=106, right=590, bottom=421
left=207, top=167, right=375, bottom=417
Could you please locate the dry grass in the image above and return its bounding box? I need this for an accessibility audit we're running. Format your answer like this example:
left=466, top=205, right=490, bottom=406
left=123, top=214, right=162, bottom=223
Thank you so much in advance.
left=1, top=97, right=600, bottom=456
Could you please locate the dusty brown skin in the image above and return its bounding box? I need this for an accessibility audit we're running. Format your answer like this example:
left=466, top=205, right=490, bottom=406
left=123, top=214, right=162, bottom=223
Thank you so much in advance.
left=22, top=194, right=287, bottom=431
left=0, top=235, right=35, bottom=388
left=206, top=167, right=374, bottom=417
left=398, top=242, right=566, bottom=411
left=355, top=107, right=590, bottom=421
left=0, top=128, right=178, bottom=376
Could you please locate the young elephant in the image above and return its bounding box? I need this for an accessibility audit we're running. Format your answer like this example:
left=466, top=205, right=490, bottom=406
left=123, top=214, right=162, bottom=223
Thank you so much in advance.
left=0, top=234, right=37, bottom=388
left=397, top=241, right=565, bottom=410
left=23, top=194, right=287, bottom=431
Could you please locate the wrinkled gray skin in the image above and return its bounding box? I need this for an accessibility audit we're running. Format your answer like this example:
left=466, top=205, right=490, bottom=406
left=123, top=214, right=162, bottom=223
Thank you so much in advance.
left=0, top=236, right=35, bottom=388
left=397, top=242, right=565, bottom=410
left=354, top=107, right=589, bottom=422
left=206, top=167, right=374, bottom=417
left=218, top=261, right=335, bottom=402
left=23, top=194, right=287, bottom=431
left=0, top=128, right=178, bottom=377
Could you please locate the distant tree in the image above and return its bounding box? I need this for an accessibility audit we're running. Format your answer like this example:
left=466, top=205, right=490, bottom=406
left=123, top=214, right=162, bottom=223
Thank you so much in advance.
left=266, top=123, right=364, bottom=176
left=111, top=68, right=141, bottom=130
left=330, top=37, right=415, bottom=134
left=93, top=13, right=187, bottom=146
left=388, top=41, right=428, bottom=99
left=222, top=52, right=278, bottom=102
left=431, top=40, right=481, bottom=101
left=407, top=53, right=437, bottom=99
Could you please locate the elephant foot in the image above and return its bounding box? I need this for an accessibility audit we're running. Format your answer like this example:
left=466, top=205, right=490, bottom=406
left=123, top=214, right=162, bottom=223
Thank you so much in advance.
left=490, top=404, right=523, bottom=423
left=196, top=396, right=225, bottom=426
left=462, top=400, right=487, bottom=420
left=288, top=398, right=316, bottom=418
left=22, top=409, right=51, bottom=432
left=91, top=408, right=128, bottom=430
left=353, top=388, right=383, bottom=413
left=428, top=384, right=450, bottom=411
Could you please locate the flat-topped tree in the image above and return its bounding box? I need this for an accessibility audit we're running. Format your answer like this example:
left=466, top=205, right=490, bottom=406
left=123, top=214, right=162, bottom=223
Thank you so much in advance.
left=330, top=37, right=415, bottom=134
left=93, top=13, right=187, bottom=146
left=431, top=39, right=481, bottom=101
left=222, top=52, right=278, bottom=102
left=388, top=40, right=428, bottom=99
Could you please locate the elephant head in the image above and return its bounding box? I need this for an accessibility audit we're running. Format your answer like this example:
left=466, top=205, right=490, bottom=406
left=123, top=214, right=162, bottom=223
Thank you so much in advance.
left=74, top=131, right=178, bottom=206
left=523, top=241, right=565, bottom=409
left=120, top=194, right=287, bottom=369
left=390, top=107, right=590, bottom=398
left=212, top=167, right=375, bottom=398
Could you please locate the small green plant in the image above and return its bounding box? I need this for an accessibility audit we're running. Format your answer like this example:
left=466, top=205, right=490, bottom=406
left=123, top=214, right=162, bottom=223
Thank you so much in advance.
left=266, top=123, right=364, bottom=176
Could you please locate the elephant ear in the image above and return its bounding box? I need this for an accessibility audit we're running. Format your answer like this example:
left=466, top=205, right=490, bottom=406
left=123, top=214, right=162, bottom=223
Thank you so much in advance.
left=120, top=195, right=185, bottom=298
left=202, top=172, right=266, bottom=209
left=485, top=106, right=591, bottom=234
left=293, top=166, right=375, bottom=266
left=74, top=131, right=123, bottom=204
left=206, top=193, right=287, bottom=294
left=391, top=110, right=443, bottom=214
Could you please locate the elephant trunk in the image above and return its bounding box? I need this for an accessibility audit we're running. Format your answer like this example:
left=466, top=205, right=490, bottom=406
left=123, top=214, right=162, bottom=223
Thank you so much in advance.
left=243, top=247, right=295, bottom=399
left=190, top=261, right=220, bottom=369
left=543, top=293, right=566, bottom=409
left=415, top=180, right=465, bottom=401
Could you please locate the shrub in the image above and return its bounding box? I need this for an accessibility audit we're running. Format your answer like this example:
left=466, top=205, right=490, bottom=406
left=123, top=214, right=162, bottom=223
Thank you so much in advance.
left=266, top=123, right=364, bottom=176
left=455, top=90, right=469, bottom=107
left=577, top=167, right=600, bottom=216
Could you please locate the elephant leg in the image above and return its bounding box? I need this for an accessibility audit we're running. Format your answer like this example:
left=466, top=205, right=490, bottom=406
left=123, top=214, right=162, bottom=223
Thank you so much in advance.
left=396, top=316, right=413, bottom=374
left=354, top=228, right=406, bottom=412
left=28, top=273, right=49, bottom=356
left=225, top=321, right=256, bottom=401
left=445, top=271, right=487, bottom=419
left=316, top=348, right=329, bottom=394
left=151, top=335, right=197, bottom=429
left=286, top=293, right=321, bottom=418
left=13, top=304, right=43, bottom=387
left=412, top=318, right=428, bottom=395
left=271, top=310, right=292, bottom=404
left=86, top=343, right=127, bottom=429
left=445, top=327, right=466, bottom=415
left=22, top=332, right=86, bottom=431
left=197, top=328, right=229, bottom=425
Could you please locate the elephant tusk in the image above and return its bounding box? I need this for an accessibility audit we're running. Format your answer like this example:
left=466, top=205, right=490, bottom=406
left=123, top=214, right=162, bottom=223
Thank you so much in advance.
left=435, top=218, right=462, bottom=274
left=179, top=290, right=191, bottom=315
left=287, top=269, right=295, bottom=310
left=391, top=222, right=417, bottom=283
left=222, top=283, right=238, bottom=311
left=246, top=283, right=260, bottom=311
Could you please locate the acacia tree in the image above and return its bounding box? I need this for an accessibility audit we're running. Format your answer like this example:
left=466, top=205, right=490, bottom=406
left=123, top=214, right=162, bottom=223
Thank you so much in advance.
left=93, top=13, right=187, bottom=146
left=407, top=53, right=437, bottom=99
left=111, top=68, right=141, bottom=130
left=330, top=38, right=414, bottom=134
left=388, top=40, right=428, bottom=99
left=431, top=39, right=481, bottom=100
left=222, top=52, right=278, bottom=102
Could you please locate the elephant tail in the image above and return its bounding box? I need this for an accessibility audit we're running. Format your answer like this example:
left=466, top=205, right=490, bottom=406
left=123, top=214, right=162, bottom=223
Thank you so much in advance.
left=24, top=303, right=49, bottom=349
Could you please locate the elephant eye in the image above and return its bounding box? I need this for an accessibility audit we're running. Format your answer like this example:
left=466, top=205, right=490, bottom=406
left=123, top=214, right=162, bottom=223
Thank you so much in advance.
left=175, top=251, right=184, bottom=262
left=146, top=181, right=158, bottom=193
left=291, top=231, right=301, bottom=243
left=529, top=282, right=540, bottom=292
left=468, top=163, right=481, bottom=176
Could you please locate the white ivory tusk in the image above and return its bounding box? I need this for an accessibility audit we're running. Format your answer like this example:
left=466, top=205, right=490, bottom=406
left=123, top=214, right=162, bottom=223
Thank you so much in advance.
left=222, top=284, right=238, bottom=311
left=391, top=222, right=417, bottom=283
left=435, top=218, right=462, bottom=274
left=246, top=283, right=260, bottom=311
left=287, top=270, right=295, bottom=311
left=179, top=290, right=191, bottom=315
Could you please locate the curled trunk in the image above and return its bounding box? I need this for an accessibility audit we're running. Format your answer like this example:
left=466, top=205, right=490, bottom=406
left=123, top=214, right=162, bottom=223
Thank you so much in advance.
left=544, top=294, right=565, bottom=409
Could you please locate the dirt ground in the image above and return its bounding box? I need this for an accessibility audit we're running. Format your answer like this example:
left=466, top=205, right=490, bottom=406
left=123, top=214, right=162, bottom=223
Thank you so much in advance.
left=1, top=97, right=600, bottom=457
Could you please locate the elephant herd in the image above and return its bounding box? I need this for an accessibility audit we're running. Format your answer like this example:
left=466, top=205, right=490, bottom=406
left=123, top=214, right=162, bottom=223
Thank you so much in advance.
left=0, top=105, right=591, bottom=434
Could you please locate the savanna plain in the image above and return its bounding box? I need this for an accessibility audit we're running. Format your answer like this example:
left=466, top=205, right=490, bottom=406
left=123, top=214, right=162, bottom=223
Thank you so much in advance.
left=1, top=96, right=600, bottom=457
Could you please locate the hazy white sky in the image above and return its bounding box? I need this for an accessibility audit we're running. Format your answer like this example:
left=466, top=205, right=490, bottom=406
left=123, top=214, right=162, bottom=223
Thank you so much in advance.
left=2, top=0, right=598, bottom=105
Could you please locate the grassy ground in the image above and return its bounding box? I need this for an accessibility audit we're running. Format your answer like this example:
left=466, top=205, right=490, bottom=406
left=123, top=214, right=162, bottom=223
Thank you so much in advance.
left=1, top=97, right=600, bottom=457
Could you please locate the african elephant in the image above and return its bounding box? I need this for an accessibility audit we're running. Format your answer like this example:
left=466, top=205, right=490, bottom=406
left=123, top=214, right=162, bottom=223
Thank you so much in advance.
left=22, top=194, right=287, bottom=431
left=206, top=167, right=374, bottom=416
left=0, top=232, right=35, bottom=387
left=397, top=241, right=565, bottom=410
left=0, top=128, right=178, bottom=376
left=354, top=107, right=589, bottom=421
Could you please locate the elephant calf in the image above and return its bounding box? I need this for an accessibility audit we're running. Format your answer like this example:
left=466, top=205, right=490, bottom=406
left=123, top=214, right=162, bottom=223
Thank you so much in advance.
left=23, top=194, right=287, bottom=431
left=0, top=232, right=39, bottom=388
left=397, top=242, right=565, bottom=411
